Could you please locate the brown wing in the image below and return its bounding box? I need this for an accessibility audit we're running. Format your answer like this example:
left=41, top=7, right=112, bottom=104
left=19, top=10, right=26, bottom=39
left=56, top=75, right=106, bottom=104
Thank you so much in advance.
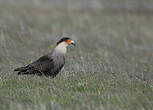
left=28, top=55, right=54, bottom=74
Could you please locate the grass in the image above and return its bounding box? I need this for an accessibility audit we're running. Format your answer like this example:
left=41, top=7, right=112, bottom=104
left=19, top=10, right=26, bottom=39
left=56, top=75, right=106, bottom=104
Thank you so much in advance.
left=0, top=2, right=153, bottom=110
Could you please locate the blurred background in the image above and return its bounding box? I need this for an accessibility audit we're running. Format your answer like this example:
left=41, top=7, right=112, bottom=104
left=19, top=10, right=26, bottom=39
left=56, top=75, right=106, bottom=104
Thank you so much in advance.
left=0, top=0, right=153, bottom=78
left=1, top=0, right=153, bottom=11
left=0, top=0, right=153, bottom=110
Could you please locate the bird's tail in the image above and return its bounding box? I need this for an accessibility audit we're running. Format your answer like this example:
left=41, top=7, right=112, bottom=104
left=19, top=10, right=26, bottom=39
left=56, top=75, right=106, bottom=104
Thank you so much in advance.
left=14, top=67, right=27, bottom=72
left=14, top=66, right=30, bottom=75
left=14, top=66, right=42, bottom=75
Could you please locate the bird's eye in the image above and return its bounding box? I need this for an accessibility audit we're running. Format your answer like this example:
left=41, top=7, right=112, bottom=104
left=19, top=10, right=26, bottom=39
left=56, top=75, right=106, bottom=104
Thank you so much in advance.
left=66, top=39, right=72, bottom=44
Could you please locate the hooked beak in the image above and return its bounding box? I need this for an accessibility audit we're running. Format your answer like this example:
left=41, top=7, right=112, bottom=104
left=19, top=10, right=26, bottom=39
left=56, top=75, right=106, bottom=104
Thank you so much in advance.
left=71, top=40, right=76, bottom=46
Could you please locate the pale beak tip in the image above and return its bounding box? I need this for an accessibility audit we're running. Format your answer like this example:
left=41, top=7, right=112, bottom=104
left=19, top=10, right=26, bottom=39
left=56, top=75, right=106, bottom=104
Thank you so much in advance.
left=71, top=41, right=76, bottom=46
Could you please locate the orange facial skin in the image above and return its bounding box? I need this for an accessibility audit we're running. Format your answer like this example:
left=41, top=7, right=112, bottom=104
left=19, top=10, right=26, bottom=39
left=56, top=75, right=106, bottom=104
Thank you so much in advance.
left=66, top=39, right=72, bottom=45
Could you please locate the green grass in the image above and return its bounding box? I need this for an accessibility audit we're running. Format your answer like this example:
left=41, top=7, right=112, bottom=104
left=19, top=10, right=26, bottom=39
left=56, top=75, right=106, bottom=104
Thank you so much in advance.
left=0, top=2, right=153, bottom=110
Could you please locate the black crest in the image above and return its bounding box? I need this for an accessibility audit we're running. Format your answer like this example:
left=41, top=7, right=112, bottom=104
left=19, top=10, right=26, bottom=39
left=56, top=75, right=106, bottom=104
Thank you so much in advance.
left=56, top=37, right=70, bottom=45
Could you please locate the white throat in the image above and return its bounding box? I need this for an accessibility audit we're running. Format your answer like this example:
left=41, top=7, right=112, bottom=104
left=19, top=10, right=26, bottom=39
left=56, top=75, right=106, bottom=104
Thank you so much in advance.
left=54, top=42, right=68, bottom=54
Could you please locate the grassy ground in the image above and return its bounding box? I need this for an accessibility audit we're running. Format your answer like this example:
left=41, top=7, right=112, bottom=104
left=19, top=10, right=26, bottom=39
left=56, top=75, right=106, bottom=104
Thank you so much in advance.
left=0, top=3, right=153, bottom=110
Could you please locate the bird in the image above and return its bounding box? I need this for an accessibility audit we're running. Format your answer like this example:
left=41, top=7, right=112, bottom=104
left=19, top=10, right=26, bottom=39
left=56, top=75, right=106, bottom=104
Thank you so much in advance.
left=14, top=37, right=75, bottom=77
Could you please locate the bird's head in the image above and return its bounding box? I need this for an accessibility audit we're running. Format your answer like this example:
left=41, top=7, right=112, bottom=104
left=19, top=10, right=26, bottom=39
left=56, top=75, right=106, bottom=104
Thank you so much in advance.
left=56, top=37, right=75, bottom=46
left=55, top=37, right=75, bottom=54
